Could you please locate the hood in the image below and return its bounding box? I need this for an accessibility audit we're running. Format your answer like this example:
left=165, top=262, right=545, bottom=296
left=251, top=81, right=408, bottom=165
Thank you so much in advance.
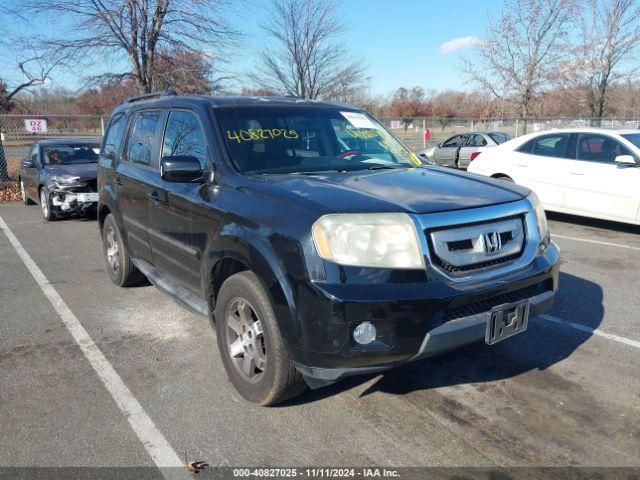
left=44, top=163, right=98, bottom=181
left=247, top=166, right=527, bottom=215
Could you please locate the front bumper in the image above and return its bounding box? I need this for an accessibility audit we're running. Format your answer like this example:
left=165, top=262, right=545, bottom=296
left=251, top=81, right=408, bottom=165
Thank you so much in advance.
left=293, top=242, right=559, bottom=389
left=50, top=190, right=98, bottom=216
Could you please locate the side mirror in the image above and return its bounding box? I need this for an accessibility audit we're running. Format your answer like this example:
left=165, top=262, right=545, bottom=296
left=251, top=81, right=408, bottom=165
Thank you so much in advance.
left=615, top=155, right=636, bottom=165
left=102, top=147, right=116, bottom=161
left=437, top=142, right=442, bottom=148
left=160, top=155, right=204, bottom=183
left=22, top=159, right=34, bottom=168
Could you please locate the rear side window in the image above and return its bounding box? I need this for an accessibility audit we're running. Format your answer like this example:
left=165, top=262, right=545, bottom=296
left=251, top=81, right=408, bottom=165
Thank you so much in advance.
left=102, top=113, right=127, bottom=160
left=162, top=111, right=207, bottom=169
left=124, top=111, right=161, bottom=165
left=466, top=134, right=487, bottom=147
left=518, top=134, right=570, bottom=158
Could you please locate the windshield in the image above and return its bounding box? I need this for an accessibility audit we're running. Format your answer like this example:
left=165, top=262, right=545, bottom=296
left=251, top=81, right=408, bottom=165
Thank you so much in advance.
left=43, top=144, right=100, bottom=165
left=621, top=133, right=640, bottom=149
left=216, top=107, right=420, bottom=175
left=488, top=133, right=511, bottom=144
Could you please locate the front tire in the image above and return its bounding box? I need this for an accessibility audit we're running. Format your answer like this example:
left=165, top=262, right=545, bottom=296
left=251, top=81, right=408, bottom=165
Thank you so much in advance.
left=101, top=213, right=145, bottom=287
left=215, top=271, right=306, bottom=406
left=39, top=187, right=55, bottom=221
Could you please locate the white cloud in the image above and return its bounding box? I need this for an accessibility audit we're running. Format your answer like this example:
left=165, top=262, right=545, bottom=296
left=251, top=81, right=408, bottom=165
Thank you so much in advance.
left=439, top=36, right=481, bottom=54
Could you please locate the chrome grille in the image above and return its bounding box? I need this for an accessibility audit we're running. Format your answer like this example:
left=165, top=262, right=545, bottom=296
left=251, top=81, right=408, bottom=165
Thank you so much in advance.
left=427, top=216, right=525, bottom=277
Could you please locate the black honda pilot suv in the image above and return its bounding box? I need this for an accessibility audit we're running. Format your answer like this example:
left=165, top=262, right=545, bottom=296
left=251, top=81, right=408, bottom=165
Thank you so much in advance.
left=98, top=92, right=559, bottom=405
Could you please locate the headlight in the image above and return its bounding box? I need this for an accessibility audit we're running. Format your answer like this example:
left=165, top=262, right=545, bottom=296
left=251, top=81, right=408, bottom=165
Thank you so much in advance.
left=49, top=175, right=82, bottom=189
left=527, top=192, right=550, bottom=249
left=312, top=213, right=425, bottom=269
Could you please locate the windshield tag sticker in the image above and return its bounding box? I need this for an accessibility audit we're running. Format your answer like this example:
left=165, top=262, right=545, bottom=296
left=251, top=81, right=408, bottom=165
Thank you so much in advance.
left=340, top=111, right=376, bottom=129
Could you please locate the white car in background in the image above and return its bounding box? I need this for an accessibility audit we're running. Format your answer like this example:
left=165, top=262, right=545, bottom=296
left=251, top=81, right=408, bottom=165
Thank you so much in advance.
left=467, top=128, right=640, bottom=225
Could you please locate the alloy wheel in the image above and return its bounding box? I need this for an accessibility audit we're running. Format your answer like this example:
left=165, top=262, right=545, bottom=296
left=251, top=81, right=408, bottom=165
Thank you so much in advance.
left=105, top=226, right=120, bottom=272
left=226, top=297, right=266, bottom=382
left=40, top=190, right=49, bottom=218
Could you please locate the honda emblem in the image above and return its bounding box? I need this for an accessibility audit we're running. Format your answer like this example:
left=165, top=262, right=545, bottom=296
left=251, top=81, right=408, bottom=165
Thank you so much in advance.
left=483, top=231, right=501, bottom=255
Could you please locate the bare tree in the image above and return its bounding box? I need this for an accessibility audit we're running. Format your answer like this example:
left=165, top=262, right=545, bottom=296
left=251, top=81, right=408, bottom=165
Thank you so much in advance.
left=257, top=0, right=367, bottom=99
left=24, top=0, right=237, bottom=93
left=0, top=52, right=64, bottom=113
left=153, top=48, right=220, bottom=94
left=573, top=0, right=640, bottom=124
left=461, top=0, right=573, bottom=131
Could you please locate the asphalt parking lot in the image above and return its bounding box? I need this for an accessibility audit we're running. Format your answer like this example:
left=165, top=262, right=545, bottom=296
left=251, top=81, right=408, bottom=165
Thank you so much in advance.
left=0, top=201, right=639, bottom=474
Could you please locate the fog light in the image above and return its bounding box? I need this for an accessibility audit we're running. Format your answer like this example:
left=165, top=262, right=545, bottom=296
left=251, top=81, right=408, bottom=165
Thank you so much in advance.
left=353, top=321, right=377, bottom=345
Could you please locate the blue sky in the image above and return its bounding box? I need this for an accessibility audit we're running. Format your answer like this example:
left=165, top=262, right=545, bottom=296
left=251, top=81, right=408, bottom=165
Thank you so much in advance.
left=232, top=0, right=499, bottom=95
left=3, top=0, right=501, bottom=96
left=332, top=0, right=499, bottom=94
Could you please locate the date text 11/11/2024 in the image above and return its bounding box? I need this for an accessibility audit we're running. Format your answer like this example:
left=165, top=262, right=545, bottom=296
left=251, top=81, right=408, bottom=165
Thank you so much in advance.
left=231, top=468, right=400, bottom=478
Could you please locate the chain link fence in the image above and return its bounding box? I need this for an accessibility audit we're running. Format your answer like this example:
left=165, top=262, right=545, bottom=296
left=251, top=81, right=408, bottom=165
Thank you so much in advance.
left=0, top=115, right=104, bottom=201
left=379, top=117, right=640, bottom=150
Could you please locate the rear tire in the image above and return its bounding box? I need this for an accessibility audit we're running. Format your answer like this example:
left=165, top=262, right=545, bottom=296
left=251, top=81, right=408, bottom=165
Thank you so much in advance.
left=215, top=271, right=306, bottom=406
left=39, top=187, right=55, bottom=221
left=20, top=180, right=35, bottom=205
left=495, top=175, right=514, bottom=183
left=101, top=213, right=146, bottom=287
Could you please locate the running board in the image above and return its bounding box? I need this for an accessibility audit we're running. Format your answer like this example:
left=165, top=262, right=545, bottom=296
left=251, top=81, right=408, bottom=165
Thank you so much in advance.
left=132, top=258, right=209, bottom=318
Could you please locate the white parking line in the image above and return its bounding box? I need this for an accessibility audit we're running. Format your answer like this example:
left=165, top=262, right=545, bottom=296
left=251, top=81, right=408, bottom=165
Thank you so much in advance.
left=553, top=233, right=640, bottom=252
left=0, top=216, right=187, bottom=477
left=539, top=314, right=640, bottom=349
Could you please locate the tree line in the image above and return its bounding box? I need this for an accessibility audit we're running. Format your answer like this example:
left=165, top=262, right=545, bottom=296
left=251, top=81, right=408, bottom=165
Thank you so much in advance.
left=0, top=0, right=639, bottom=122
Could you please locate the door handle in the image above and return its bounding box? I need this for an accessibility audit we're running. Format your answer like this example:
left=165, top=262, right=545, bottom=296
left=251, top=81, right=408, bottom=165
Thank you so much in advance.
left=517, top=164, right=528, bottom=167
left=569, top=172, right=584, bottom=176
left=148, top=191, right=160, bottom=206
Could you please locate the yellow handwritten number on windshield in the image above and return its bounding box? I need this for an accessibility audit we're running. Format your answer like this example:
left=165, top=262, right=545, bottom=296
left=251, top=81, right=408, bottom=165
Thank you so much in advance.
left=226, top=129, right=299, bottom=143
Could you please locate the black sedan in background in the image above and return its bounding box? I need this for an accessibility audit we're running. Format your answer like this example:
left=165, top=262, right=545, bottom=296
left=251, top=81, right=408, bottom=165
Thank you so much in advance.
left=18, top=138, right=101, bottom=221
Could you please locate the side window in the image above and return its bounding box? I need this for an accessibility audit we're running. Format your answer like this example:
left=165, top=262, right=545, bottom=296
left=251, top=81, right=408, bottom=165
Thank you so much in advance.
left=102, top=113, right=127, bottom=160
left=443, top=135, right=463, bottom=148
left=31, top=145, right=39, bottom=163
left=124, top=111, right=161, bottom=165
left=161, top=111, right=207, bottom=169
left=576, top=133, right=631, bottom=163
left=466, top=134, right=487, bottom=147
left=522, top=134, right=570, bottom=158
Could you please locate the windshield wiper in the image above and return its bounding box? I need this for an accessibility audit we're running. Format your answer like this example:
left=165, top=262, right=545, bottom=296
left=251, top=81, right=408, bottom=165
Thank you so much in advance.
left=296, top=170, right=344, bottom=175
left=366, top=165, right=402, bottom=170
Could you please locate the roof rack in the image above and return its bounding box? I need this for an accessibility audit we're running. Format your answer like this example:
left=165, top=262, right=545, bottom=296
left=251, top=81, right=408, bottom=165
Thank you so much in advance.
left=126, top=90, right=178, bottom=104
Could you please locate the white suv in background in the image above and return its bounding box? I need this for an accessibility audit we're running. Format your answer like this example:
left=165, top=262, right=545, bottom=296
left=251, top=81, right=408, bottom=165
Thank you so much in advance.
left=468, top=128, right=640, bottom=225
